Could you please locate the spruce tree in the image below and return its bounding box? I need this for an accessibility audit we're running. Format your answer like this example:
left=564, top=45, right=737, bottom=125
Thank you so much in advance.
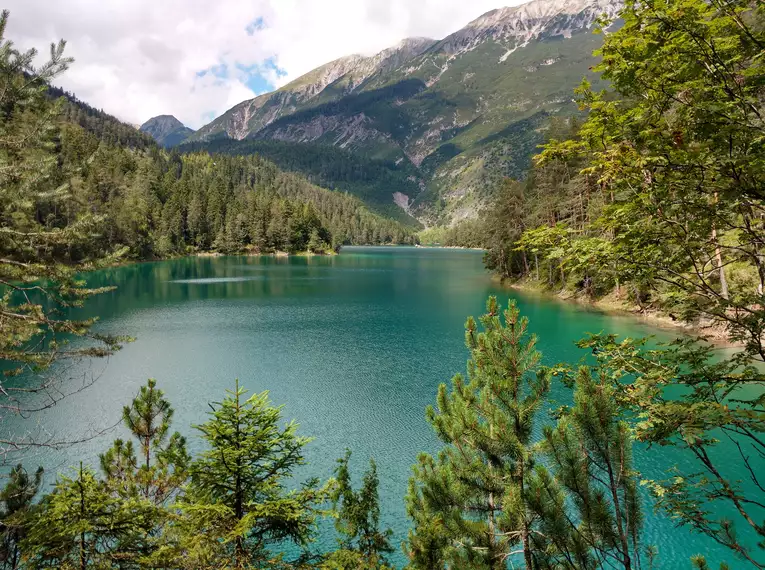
left=406, top=297, right=550, bottom=569
left=177, top=380, right=326, bottom=569
left=0, top=464, right=42, bottom=569
left=24, top=463, right=158, bottom=569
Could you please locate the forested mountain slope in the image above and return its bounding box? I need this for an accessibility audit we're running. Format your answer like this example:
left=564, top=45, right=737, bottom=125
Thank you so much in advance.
left=185, top=0, right=621, bottom=224
left=181, top=138, right=423, bottom=226
left=48, top=84, right=157, bottom=149
left=44, top=88, right=416, bottom=260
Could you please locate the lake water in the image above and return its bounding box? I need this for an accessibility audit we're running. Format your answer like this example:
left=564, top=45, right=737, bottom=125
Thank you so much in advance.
left=7, top=246, right=756, bottom=567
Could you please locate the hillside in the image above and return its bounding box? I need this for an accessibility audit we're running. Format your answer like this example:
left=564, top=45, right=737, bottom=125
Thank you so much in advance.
left=48, top=84, right=158, bottom=149
left=185, top=0, right=622, bottom=224
left=45, top=89, right=416, bottom=255
left=181, top=138, right=423, bottom=226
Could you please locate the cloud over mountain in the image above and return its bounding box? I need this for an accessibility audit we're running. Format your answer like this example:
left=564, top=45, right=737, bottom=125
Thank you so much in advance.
left=6, top=0, right=516, bottom=128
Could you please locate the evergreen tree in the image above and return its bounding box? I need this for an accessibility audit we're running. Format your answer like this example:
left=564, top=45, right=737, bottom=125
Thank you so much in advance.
left=176, top=380, right=326, bottom=569
left=406, top=297, right=550, bottom=569
left=526, top=367, right=643, bottom=570
left=527, top=1, right=765, bottom=566
left=24, top=463, right=158, bottom=569
left=0, top=465, right=42, bottom=569
left=324, top=450, right=394, bottom=570
left=0, top=10, right=125, bottom=458
left=101, top=378, right=189, bottom=504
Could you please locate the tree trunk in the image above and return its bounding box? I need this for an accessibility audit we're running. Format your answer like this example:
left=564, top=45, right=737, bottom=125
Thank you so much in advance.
left=523, top=523, right=533, bottom=570
left=487, top=422, right=497, bottom=569
left=234, top=382, right=245, bottom=569
left=712, top=226, right=729, bottom=300
left=79, top=463, right=86, bottom=570
left=711, top=193, right=729, bottom=300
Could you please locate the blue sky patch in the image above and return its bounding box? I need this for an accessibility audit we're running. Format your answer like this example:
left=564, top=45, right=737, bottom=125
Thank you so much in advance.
left=246, top=17, right=267, bottom=35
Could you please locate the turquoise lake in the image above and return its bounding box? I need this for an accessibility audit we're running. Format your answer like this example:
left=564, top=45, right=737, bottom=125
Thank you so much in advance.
left=8, top=246, right=757, bottom=567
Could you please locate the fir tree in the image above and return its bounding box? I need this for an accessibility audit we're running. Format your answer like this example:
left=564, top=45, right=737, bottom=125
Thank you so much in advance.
left=177, top=380, right=326, bottom=569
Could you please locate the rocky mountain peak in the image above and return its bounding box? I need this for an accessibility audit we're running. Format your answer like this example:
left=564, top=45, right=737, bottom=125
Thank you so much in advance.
left=140, top=115, right=194, bottom=148
left=185, top=0, right=625, bottom=169
left=437, top=0, right=622, bottom=54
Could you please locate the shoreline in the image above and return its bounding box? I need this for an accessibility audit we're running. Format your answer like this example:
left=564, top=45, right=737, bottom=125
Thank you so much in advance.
left=497, top=276, right=735, bottom=347
left=94, top=248, right=732, bottom=346
left=415, top=244, right=486, bottom=251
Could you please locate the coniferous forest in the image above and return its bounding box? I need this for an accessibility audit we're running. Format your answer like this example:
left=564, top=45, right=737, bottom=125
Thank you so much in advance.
left=1, top=1, right=765, bottom=569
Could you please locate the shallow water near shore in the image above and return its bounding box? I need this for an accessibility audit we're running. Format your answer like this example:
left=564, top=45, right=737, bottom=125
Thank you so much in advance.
left=7, top=246, right=760, bottom=567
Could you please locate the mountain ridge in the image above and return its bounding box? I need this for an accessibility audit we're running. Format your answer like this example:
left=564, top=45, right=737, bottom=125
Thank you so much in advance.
left=183, top=0, right=622, bottom=224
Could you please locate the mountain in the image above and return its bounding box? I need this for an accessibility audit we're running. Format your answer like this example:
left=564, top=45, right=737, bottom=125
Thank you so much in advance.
left=47, top=84, right=157, bottom=150
left=140, top=115, right=195, bottom=147
left=185, top=0, right=622, bottom=224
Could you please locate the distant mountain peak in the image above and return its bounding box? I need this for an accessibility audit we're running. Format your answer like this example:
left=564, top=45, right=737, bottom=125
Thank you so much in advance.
left=437, top=0, right=622, bottom=54
left=469, top=0, right=620, bottom=27
left=140, top=115, right=195, bottom=148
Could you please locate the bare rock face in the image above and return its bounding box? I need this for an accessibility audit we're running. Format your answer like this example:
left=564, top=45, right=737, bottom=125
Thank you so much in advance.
left=140, top=115, right=195, bottom=147
left=185, top=38, right=438, bottom=143
left=437, top=0, right=622, bottom=54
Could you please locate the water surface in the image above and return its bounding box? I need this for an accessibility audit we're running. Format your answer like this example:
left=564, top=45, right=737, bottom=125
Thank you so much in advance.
left=8, top=247, right=754, bottom=567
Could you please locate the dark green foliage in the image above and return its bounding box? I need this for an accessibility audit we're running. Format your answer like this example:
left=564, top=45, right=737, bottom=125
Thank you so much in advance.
left=24, top=463, right=160, bottom=569
left=0, top=465, right=42, bottom=569
left=324, top=450, right=393, bottom=570
left=0, top=9, right=126, bottom=458
left=407, top=297, right=646, bottom=570
left=47, top=85, right=156, bottom=150
left=57, top=137, right=416, bottom=257
left=406, top=297, right=550, bottom=569
left=26, top=380, right=188, bottom=568
left=527, top=367, right=643, bottom=570
left=101, top=378, right=189, bottom=505
left=181, top=139, right=422, bottom=226
left=478, top=1, right=765, bottom=567
left=176, top=380, right=326, bottom=569
left=581, top=332, right=765, bottom=569
left=417, top=219, right=486, bottom=249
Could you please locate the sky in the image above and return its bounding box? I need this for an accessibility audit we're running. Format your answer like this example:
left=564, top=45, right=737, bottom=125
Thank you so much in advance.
left=5, top=0, right=523, bottom=129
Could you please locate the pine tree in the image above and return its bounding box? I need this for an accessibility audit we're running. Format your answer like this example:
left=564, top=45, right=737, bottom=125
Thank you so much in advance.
left=101, top=378, right=189, bottom=504
left=177, top=380, right=326, bottom=569
left=323, top=450, right=394, bottom=570
left=406, top=297, right=550, bottom=569
left=526, top=367, right=643, bottom=569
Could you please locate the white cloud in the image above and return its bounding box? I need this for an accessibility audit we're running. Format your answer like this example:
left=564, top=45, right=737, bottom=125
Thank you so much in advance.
left=4, top=0, right=521, bottom=129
